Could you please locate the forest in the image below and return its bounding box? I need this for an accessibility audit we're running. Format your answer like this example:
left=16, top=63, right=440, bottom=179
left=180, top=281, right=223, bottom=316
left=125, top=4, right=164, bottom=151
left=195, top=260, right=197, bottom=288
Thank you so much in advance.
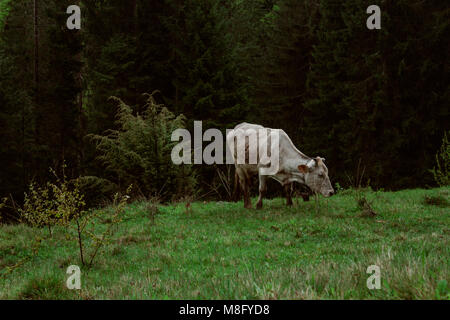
left=0, top=0, right=448, bottom=217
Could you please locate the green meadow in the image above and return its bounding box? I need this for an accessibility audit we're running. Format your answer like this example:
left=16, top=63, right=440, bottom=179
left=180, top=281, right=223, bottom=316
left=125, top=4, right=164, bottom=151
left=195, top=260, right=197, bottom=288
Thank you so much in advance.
left=0, top=187, right=448, bottom=300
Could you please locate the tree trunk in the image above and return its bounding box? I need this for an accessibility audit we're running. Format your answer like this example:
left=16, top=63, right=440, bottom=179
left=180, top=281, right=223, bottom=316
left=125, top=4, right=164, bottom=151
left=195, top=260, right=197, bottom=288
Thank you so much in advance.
left=33, top=0, right=40, bottom=178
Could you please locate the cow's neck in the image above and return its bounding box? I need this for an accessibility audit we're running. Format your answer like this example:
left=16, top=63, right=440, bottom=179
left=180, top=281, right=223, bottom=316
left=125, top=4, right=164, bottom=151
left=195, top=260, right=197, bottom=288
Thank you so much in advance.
left=281, top=131, right=310, bottom=160
left=284, top=147, right=311, bottom=169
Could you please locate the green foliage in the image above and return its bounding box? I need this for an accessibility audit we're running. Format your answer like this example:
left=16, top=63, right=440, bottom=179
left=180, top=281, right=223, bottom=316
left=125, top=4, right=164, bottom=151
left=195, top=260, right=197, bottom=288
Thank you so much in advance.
left=0, top=0, right=11, bottom=30
left=20, top=182, right=60, bottom=232
left=17, top=167, right=132, bottom=267
left=334, top=182, right=344, bottom=193
left=431, top=132, right=450, bottom=186
left=19, top=169, right=85, bottom=235
left=90, top=92, right=197, bottom=201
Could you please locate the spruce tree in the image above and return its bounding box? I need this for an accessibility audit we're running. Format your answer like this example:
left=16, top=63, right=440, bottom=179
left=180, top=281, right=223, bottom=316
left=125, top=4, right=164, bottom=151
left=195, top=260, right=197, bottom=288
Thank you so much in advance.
left=304, top=0, right=449, bottom=188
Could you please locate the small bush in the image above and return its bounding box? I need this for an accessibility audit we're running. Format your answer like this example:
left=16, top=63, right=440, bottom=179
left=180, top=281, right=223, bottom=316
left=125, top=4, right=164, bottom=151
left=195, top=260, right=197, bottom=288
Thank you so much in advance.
left=19, top=169, right=85, bottom=235
left=17, top=168, right=131, bottom=268
left=334, top=182, right=344, bottom=194
left=89, top=91, right=197, bottom=201
left=431, top=131, right=449, bottom=187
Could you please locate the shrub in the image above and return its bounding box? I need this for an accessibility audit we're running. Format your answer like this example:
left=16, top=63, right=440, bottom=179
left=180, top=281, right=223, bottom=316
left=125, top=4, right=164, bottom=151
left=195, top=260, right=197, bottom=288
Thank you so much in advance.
left=89, top=92, right=197, bottom=201
left=431, top=131, right=450, bottom=187
left=19, top=169, right=85, bottom=236
left=18, top=168, right=131, bottom=267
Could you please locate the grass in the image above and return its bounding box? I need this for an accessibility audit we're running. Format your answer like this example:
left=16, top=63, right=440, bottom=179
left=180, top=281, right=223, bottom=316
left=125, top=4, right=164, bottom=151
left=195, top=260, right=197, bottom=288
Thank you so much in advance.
left=0, top=187, right=449, bottom=300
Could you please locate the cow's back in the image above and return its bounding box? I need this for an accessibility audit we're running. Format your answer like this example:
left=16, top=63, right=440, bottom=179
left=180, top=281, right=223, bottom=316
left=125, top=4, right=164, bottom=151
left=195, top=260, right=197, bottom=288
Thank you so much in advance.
left=233, top=122, right=264, bottom=132
left=227, top=122, right=306, bottom=176
left=226, top=123, right=265, bottom=174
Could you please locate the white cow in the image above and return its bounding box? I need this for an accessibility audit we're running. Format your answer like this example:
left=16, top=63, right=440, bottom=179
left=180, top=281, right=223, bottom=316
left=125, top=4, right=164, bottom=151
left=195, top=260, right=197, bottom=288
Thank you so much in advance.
left=227, top=122, right=334, bottom=209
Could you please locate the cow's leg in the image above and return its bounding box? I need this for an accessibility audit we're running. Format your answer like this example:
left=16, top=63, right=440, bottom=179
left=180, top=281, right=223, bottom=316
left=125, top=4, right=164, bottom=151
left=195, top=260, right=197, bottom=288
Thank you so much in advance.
left=237, top=168, right=252, bottom=209
left=232, top=170, right=240, bottom=202
left=242, top=179, right=252, bottom=209
left=256, top=175, right=267, bottom=210
left=285, top=184, right=293, bottom=206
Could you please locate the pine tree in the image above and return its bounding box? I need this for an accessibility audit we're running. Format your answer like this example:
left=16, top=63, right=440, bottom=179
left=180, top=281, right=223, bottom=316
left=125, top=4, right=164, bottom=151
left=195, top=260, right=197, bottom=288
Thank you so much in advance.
left=304, top=0, right=449, bottom=188
left=0, top=0, right=83, bottom=202
left=251, top=0, right=319, bottom=144
left=163, top=0, right=248, bottom=129
left=304, top=0, right=385, bottom=185
left=0, top=0, right=38, bottom=199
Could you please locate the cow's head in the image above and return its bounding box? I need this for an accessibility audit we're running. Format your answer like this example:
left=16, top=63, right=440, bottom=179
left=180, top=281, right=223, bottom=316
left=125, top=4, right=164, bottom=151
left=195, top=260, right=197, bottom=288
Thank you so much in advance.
left=298, top=157, right=334, bottom=197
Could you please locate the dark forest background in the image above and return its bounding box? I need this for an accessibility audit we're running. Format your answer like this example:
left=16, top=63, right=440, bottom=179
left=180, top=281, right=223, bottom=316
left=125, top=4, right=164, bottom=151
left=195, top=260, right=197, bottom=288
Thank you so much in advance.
left=0, top=0, right=448, bottom=210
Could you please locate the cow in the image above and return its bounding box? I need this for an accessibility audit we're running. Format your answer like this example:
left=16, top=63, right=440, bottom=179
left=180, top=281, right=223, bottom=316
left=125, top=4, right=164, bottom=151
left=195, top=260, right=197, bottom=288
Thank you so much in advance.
left=226, top=122, right=334, bottom=209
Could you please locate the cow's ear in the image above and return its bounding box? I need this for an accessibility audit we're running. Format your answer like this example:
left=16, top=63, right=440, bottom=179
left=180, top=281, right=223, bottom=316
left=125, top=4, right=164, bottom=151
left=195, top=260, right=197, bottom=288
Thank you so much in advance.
left=298, top=165, right=308, bottom=173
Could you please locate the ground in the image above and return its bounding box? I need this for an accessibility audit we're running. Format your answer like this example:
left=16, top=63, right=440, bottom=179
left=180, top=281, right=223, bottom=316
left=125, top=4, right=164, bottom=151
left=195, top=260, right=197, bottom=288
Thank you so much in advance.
left=0, top=187, right=448, bottom=299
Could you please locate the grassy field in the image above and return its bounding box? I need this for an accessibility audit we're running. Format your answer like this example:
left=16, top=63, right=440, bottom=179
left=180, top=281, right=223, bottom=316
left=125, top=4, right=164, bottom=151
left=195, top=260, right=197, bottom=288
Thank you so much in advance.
left=0, top=187, right=449, bottom=300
